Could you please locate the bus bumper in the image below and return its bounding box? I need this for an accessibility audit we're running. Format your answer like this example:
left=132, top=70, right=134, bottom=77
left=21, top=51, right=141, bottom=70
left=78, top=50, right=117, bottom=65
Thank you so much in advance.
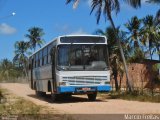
left=57, top=85, right=111, bottom=93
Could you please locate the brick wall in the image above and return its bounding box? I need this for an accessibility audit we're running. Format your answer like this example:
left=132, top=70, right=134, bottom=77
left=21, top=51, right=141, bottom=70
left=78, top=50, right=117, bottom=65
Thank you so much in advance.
left=111, top=63, right=159, bottom=89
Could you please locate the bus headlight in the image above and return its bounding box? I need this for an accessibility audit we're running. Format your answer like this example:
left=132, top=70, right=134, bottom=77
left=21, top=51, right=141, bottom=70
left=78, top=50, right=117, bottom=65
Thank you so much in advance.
left=59, top=82, right=69, bottom=86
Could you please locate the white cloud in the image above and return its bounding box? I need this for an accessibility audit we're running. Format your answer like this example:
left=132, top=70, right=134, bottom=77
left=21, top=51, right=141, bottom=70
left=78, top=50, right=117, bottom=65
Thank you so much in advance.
left=0, top=23, right=17, bottom=35
left=55, top=24, right=71, bottom=34
left=71, top=28, right=88, bottom=35
left=54, top=24, right=88, bottom=35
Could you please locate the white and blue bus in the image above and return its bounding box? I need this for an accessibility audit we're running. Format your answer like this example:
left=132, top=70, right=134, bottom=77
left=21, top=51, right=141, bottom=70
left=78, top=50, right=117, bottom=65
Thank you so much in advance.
left=28, top=35, right=111, bottom=101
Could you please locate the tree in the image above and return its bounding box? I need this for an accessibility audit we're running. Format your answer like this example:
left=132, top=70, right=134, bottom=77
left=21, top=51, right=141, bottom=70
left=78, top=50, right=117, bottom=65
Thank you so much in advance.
left=13, top=41, right=29, bottom=78
left=154, top=9, right=160, bottom=60
left=25, top=27, right=45, bottom=51
left=66, top=0, right=142, bottom=92
left=0, top=59, right=17, bottom=81
left=141, top=9, right=160, bottom=60
left=125, top=16, right=142, bottom=48
left=142, top=15, right=157, bottom=60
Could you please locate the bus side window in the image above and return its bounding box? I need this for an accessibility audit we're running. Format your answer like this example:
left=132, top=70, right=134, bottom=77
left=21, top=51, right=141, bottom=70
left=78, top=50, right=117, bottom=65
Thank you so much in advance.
left=48, top=44, right=52, bottom=64
left=43, top=47, right=48, bottom=65
left=36, top=53, right=39, bottom=67
left=50, top=47, right=55, bottom=64
left=39, top=50, right=42, bottom=66
left=32, top=58, right=34, bottom=69
left=29, top=58, right=31, bottom=70
left=34, top=55, right=36, bottom=68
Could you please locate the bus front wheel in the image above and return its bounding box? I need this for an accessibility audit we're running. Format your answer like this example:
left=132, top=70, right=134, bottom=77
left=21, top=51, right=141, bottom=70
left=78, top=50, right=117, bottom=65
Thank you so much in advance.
left=87, top=92, right=97, bottom=101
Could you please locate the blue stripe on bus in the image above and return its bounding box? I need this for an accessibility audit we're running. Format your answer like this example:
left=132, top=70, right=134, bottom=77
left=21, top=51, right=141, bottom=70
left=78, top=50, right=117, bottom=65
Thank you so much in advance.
left=57, top=85, right=111, bottom=93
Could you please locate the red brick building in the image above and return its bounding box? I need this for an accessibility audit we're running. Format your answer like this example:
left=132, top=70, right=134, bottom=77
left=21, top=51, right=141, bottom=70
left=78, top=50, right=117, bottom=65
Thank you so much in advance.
left=111, top=60, right=160, bottom=90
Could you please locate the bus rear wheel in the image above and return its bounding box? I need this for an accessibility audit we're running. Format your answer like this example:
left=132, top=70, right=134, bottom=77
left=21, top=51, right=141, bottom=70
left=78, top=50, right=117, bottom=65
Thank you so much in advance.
left=51, top=92, right=59, bottom=102
left=35, top=91, right=46, bottom=97
left=87, top=92, right=97, bottom=101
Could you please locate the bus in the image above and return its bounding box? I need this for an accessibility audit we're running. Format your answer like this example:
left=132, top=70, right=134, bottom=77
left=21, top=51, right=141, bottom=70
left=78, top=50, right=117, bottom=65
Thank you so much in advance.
left=28, top=35, right=111, bottom=101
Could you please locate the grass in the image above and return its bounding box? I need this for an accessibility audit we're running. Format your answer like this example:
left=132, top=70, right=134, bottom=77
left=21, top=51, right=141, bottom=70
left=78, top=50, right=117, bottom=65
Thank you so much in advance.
left=0, top=89, right=41, bottom=116
left=0, top=88, right=74, bottom=120
left=109, top=91, right=160, bottom=103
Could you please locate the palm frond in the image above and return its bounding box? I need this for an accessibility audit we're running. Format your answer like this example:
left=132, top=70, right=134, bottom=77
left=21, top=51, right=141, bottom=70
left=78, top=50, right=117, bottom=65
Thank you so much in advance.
left=123, top=0, right=141, bottom=9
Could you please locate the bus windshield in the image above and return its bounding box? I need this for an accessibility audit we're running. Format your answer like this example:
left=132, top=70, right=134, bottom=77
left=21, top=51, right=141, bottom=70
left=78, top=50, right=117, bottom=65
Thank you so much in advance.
left=57, top=44, right=109, bottom=71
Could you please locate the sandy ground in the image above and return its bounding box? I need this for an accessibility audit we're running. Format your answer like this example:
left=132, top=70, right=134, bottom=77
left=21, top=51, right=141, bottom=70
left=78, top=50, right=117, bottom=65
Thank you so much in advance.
left=0, top=83, right=160, bottom=117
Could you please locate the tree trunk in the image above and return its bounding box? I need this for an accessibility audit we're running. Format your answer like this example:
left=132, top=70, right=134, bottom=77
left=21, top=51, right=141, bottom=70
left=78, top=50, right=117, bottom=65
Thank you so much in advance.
left=108, top=14, right=133, bottom=92
left=149, top=48, right=153, bottom=60
left=113, top=71, right=118, bottom=91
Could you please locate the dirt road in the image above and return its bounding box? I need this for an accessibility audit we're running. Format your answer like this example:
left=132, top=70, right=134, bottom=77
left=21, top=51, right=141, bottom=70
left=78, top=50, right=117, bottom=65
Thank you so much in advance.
left=0, top=83, right=160, bottom=115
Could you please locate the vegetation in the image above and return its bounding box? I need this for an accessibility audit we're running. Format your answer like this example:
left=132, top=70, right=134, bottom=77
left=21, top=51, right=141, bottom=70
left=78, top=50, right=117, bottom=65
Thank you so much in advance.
left=0, top=89, right=73, bottom=120
left=13, top=27, right=45, bottom=79
left=0, top=89, right=40, bottom=115
left=13, top=41, right=29, bottom=78
left=109, top=91, right=160, bottom=103
left=25, top=27, right=45, bottom=51
left=0, top=59, right=23, bottom=81
left=0, top=27, right=45, bottom=82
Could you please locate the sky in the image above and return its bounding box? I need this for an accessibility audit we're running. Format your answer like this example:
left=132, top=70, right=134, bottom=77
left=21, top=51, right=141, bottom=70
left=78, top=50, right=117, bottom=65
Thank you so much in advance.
left=0, top=0, right=159, bottom=60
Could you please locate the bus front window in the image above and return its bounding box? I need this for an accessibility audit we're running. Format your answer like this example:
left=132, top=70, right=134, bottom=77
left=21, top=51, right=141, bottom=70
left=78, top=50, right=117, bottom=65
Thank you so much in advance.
left=57, top=45, right=109, bottom=71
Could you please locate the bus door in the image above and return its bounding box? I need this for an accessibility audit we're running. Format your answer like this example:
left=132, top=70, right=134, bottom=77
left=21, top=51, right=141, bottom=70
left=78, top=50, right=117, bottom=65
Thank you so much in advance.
left=50, top=47, right=57, bottom=91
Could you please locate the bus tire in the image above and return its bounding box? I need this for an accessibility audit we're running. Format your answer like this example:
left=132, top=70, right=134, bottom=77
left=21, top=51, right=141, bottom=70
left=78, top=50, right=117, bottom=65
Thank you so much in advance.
left=40, top=91, right=46, bottom=96
left=51, top=92, right=58, bottom=102
left=87, top=92, right=97, bottom=101
left=63, top=94, right=72, bottom=100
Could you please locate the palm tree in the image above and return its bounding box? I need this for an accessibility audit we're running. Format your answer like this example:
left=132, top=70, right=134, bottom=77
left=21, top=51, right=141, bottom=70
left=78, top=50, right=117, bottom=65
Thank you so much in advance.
left=125, top=16, right=142, bottom=48
left=154, top=9, right=160, bottom=60
left=66, top=0, right=142, bottom=92
left=13, top=41, right=29, bottom=78
left=141, top=12, right=160, bottom=60
left=142, top=15, right=156, bottom=60
left=124, top=16, right=147, bottom=60
left=25, top=27, right=45, bottom=51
